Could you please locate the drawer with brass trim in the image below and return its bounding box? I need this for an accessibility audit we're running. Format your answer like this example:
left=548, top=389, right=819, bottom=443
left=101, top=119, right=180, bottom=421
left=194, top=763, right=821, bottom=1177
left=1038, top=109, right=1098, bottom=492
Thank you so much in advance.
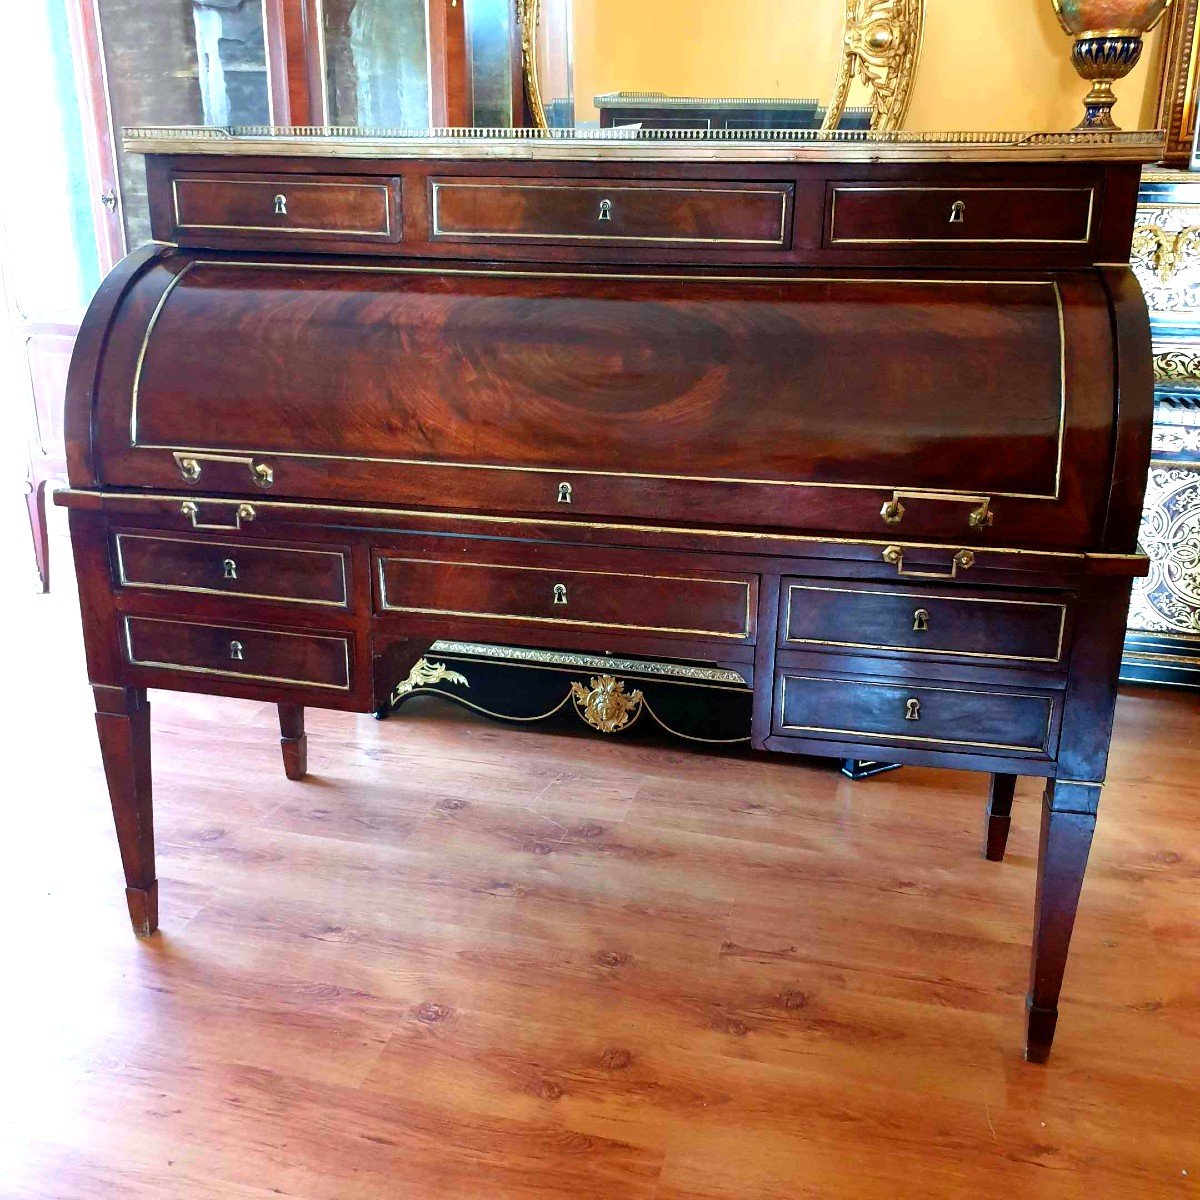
left=429, top=177, right=793, bottom=247
left=772, top=670, right=1061, bottom=759
left=780, top=579, right=1072, bottom=667
left=826, top=184, right=1096, bottom=247
left=122, top=616, right=352, bottom=690
left=170, top=174, right=399, bottom=242
left=112, top=532, right=349, bottom=608
left=376, top=555, right=756, bottom=641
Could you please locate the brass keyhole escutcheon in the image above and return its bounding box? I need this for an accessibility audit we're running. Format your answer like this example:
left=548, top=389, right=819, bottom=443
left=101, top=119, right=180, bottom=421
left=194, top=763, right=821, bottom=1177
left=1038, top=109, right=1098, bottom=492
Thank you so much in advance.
left=557, top=481, right=573, bottom=505
left=905, top=697, right=921, bottom=721
left=949, top=200, right=966, bottom=224
left=274, top=193, right=288, bottom=216
left=598, top=198, right=613, bottom=221
left=229, top=640, right=245, bottom=661
left=912, top=608, right=930, bottom=633
left=553, top=583, right=569, bottom=605
left=880, top=497, right=905, bottom=525
left=222, top=558, right=238, bottom=580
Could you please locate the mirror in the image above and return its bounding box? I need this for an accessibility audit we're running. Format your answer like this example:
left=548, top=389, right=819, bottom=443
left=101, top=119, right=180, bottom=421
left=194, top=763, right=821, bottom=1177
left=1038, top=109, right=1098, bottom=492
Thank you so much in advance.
left=520, top=0, right=925, bottom=133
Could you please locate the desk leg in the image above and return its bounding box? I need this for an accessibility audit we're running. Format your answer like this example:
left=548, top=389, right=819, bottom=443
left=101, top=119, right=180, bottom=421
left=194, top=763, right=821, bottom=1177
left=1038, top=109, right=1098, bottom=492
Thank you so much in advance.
left=278, top=704, right=307, bottom=781
left=1026, top=779, right=1099, bottom=1063
left=985, top=773, right=1017, bottom=861
left=94, top=685, right=157, bottom=936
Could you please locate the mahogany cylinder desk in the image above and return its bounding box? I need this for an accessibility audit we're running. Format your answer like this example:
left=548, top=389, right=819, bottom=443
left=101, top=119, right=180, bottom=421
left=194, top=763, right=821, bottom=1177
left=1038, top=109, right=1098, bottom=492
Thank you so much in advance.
left=58, top=126, right=1162, bottom=1063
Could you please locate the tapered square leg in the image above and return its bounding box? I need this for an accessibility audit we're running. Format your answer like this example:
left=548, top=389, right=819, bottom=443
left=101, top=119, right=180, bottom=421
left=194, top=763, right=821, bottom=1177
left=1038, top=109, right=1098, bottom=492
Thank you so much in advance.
left=985, top=773, right=1017, bottom=861
left=278, top=704, right=307, bottom=781
left=94, top=686, right=157, bottom=936
left=1026, top=779, right=1099, bottom=1063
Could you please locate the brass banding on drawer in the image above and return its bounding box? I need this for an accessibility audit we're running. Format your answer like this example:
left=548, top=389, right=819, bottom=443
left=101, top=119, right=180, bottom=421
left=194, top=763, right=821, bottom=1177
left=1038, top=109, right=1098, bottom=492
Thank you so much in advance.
left=774, top=672, right=1059, bottom=757
left=781, top=581, right=1070, bottom=665
left=172, top=175, right=397, bottom=239
left=377, top=556, right=755, bottom=640
left=430, top=179, right=792, bottom=246
left=828, top=185, right=1096, bottom=246
left=123, top=616, right=352, bottom=689
left=113, top=533, right=349, bottom=607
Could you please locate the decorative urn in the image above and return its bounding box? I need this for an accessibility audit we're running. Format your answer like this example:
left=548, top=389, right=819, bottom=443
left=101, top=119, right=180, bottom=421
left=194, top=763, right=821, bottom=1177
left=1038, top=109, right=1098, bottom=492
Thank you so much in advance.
left=1053, top=0, right=1173, bottom=129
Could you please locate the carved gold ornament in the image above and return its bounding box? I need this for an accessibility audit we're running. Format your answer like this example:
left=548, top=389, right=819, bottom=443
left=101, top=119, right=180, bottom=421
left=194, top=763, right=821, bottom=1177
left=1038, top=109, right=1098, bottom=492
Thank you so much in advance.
left=569, top=675, right=645, bottom=734
left=822, top=0, right=925, bottom=132
left=1132, top=221, right=1200, bottom=283
left=390, top=658, right=469, bottom=707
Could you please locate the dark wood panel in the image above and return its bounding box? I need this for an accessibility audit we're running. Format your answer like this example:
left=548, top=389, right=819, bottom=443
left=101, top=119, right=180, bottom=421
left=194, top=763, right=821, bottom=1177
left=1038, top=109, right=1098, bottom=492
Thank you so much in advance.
left=429, top=178, right=793, bottom=247
left=122, top=615, right=352, bottom=690
left=780, top=578, right=1072, bottom=667
left=113, top=531, right=349, bottom=607
left=376, top=554, right=755, bottom=641
left=827, top=184, right=1096, bottom=246
left=773, top=670, right=1061, bottom=758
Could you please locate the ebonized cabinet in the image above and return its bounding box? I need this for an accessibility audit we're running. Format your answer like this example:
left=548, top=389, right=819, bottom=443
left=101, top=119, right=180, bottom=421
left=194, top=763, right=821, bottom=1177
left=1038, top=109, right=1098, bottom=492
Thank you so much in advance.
left=59, top=126, right=1161, bottom=1064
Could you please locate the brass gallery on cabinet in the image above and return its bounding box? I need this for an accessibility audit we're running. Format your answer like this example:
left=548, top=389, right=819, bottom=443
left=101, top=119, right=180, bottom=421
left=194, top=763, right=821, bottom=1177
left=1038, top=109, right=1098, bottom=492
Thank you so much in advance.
left=59, top=123, right=1159, bottom=1069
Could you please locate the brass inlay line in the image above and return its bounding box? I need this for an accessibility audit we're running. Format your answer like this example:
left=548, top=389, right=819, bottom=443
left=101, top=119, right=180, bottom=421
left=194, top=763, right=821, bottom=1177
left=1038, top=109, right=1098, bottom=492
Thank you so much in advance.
left=122, top=616, right=352, bottom=690
left=171, top=176, right=394, bottom=237
left=783, top=583, right=1069, bottom=663
left=377, top=557, right=753, bottom=639
left=113, top=532, right=349, bottom=608
left=66, top=488, right=1103, bottom=560
left=778, top=674, right=1055, bottom=753
left=430, top=181, right=790, bottom=246
left=829, top=186, right=1096, bottom=245
left=128, top=261, right=1066, bottom=503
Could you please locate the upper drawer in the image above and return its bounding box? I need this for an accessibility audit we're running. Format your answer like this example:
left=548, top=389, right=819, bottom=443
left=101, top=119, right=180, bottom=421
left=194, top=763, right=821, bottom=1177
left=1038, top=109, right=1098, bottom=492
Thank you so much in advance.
left=827, top=184, right=1096, bottom=247
left=781, top=580, right=1071, bottom=667
left=113, top=532, right=349, bottom=608
left=171, top=174, right=399, bottom=242
left=377, top=555, right=755, bottom=641
left=429, top=178, right=793, bottom=247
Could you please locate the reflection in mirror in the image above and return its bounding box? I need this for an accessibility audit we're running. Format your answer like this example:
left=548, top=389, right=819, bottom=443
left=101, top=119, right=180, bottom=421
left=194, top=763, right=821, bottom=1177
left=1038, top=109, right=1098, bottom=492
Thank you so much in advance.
left=532, top=0, right=869, bottom=131
left=467, top=0, right=517, bottom=126
left=323, top=0, right=432, bottom=127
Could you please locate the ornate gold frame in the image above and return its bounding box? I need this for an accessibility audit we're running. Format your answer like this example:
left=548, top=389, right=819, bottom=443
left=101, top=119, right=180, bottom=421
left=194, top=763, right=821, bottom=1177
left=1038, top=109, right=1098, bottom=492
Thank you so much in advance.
left=517, top=0, right=925, bottom=133
left=1153, top=0, right=1200, bottom=166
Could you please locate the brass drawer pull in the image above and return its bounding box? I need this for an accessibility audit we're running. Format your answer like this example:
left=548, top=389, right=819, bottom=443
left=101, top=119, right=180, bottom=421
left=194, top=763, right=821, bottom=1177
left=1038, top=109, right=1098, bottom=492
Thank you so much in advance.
left=222, top=558, right=238, bottom=580
left=229, top=639, right=245, bottom=661
left=905, top=697, right=922, bottom=721
left=274, top=193, right=288, bottom=216
left=912, top=607, right=930, bottom=632
left=881, top=497, right=906, bottom=525
left=969, top=500, right=994, bottom=530
left=598, top=198, right=613, bottom=222
left=883, top=545, right=975, bottom=580
left=173, top=451, right=274, bottom=489
left=880, top=490, right=994, bottom=532
left=553, top=583, right=569, bottom=605
left=180, top=500, right=256, bottom=530
left=949, top=200, right=966, bottom=224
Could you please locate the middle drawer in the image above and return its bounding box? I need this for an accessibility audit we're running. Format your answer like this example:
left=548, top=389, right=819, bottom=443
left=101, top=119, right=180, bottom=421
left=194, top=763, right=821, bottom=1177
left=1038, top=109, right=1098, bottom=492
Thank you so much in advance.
left=377, top=555, right=755, bottom=641
left=780, top=579, right=1072, bottom=667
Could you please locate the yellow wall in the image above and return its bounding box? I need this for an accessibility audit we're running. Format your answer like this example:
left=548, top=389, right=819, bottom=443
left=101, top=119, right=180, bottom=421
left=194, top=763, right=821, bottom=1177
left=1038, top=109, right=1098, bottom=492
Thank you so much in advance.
left=562, top=0, right=1165, bottom=131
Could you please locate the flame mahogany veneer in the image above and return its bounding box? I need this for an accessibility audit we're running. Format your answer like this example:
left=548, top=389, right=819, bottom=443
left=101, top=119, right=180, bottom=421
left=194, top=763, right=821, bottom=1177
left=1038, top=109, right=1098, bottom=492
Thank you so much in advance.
left=58, top=135, right=1160, bottom=1063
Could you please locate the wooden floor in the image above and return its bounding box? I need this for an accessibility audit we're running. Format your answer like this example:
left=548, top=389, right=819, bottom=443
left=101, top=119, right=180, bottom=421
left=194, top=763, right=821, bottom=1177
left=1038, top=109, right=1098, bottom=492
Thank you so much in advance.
left=5, top=519, right=1200, bottom=1199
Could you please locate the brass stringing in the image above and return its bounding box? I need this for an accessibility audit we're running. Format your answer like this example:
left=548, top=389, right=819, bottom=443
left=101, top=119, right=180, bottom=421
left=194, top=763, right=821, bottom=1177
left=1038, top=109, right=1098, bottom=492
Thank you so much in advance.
left=570, top=675, right=645, bottom=734
left=390, top=658, right=470, bottom=707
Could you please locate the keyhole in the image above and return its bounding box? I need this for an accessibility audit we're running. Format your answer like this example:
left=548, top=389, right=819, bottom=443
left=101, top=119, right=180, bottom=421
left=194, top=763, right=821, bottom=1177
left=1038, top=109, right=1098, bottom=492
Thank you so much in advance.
left=553, top=583, right=569, bottom=606
left=905, top=698, right=921, bottom=722
left=229, top=640, right=245, bottom=661
left=949, top=200, right=966, bottom=224
left=598, top=198, right=613, bottom=222
left=912, top=608, right=930, bottom=633
left=557, top=481, right=573, bottom=505
left=222, top=558, right=238, bottom=581
left=274, top=193, right=288, bottom=216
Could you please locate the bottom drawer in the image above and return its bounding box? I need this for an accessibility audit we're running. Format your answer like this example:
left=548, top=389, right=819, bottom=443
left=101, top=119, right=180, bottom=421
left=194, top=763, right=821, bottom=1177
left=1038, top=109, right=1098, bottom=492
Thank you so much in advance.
left=123, top=616, right=352, bottom=691
left=773, top=670, right=1060, bottom=758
